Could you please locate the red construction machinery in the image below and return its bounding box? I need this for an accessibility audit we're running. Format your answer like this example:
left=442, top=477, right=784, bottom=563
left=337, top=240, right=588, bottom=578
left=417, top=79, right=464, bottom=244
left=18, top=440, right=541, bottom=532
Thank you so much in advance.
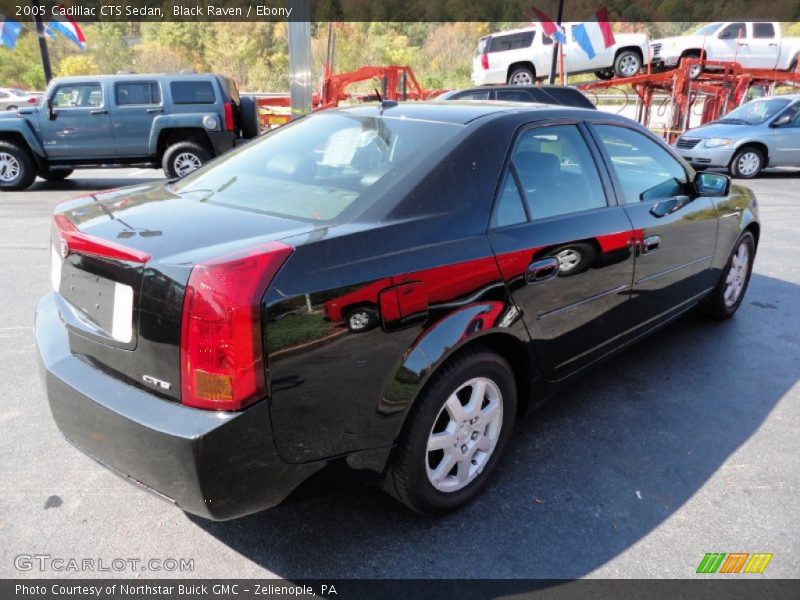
left=578, top=58, right=800, bottom=143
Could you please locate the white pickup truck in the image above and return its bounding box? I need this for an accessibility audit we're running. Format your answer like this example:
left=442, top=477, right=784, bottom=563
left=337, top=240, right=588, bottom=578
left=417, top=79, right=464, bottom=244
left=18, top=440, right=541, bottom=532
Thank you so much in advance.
left=472, top=26, right=649, bottom=86
left=651, top=22, right=800, bottom=78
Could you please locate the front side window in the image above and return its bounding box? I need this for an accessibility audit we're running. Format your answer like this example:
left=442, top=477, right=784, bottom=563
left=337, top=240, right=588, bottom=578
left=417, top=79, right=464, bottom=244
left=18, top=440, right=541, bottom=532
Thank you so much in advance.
left=171, top=113, right=462, bottom=223
left=775, top=102, right=800, bottom=128
left=116, top=82, right=161, bottom=106
left=170, top=81, right=216, bottom=105
left=594, top=125, right=688, bottom=203
left=510, top=124, right=607, bottom=220
left=719, top=23, right=746, bottom=40
left=51, top=83, right=102, bottom=108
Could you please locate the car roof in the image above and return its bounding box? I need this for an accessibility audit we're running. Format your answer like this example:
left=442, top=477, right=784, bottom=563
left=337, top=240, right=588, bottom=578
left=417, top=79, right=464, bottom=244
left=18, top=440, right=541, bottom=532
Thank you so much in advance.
left=49, top=73, right=226, bottom=85
left=331, top=101, right=603, bottom=126
left=443, top=85, right=596, bottom=110
left=482, top=26, right=537, bottom=39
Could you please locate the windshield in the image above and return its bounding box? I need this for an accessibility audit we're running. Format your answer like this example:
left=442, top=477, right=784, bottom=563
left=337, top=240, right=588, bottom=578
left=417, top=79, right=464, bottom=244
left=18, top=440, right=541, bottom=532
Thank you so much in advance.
left=721, top=98, right=791, bottom=125
left=171, top=112, right=462, bottom=223
left=693, top=23, right=723, bottom=36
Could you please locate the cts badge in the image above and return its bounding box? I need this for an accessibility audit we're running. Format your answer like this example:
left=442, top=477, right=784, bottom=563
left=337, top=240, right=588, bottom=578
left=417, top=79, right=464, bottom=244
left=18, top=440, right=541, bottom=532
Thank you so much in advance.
left=59, top=238, right=69, bottom=259
left=143, top=375, right=172, bottom=390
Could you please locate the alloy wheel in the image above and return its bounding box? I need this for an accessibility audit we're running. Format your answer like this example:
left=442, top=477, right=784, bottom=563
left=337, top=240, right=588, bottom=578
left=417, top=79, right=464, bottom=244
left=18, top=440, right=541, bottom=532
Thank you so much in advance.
left=724, top=242, right=749, bottom=307
left=425, top=377, right=504, bottom=493
left=510, top=72, right=533, bottom=85
left=0, top=152, right=20, bottom=182
left=555, top=248, right=581, bottom=273
left=618, top=54, right=640, bottom=77
left=173, top=153, right=202, bottom=177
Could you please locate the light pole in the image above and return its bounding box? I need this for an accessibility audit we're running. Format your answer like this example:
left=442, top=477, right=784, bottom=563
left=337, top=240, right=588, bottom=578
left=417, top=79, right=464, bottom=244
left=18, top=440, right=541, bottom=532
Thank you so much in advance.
left=548, top=0, right=565, bottom=84
left=31, top=0, right=53, bottom=83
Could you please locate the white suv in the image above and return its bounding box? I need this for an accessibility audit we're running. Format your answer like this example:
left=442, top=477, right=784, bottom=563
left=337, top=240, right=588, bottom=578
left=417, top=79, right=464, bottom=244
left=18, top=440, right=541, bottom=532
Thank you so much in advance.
left=472, top=26, right=649, bottom=86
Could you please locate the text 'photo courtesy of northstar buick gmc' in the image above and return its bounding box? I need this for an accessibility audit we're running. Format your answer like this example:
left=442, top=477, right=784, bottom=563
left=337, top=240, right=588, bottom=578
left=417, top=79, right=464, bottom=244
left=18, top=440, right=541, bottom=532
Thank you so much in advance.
left=36, top=99, right=760, bottom=519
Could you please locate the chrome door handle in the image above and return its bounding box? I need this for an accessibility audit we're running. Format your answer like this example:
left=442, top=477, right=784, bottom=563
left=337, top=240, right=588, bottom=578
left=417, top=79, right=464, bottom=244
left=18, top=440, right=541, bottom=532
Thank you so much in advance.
left=147, top=108, right=164, bottom=113
left=642, top=235, right=661, bottom=253
left=89, top=109, right=107, bottom=115
left=526, top=257, right=560, bottom=284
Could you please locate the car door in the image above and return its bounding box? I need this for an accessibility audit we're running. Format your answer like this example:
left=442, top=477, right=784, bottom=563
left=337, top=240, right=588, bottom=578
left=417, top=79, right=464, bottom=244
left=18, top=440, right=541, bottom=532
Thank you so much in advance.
left=38, top=82, right=116, bottom=159
left=589, top=123, right=718, bottom=335
left=109, top=81, right=163, bottom=157
left=488, top=122, right=636, bottom=380
left=768, top=101, right=800, bottom=165
left=747, top=23, right=781, bottom=69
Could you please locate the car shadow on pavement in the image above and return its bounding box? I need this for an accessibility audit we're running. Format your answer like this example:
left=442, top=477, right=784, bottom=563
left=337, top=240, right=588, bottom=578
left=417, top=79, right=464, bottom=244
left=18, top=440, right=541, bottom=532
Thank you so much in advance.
left=190, top=273, right=798, bottom=580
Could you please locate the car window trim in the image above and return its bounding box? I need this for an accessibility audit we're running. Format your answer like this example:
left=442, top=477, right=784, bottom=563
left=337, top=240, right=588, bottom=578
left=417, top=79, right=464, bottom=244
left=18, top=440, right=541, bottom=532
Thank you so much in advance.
left=584, top=119, right=693, bottom=206
left=50, top=82, right=105, bottom=110
left=113, top=80, right=163, bottom=108
left=487, top=118, right=616, bottom=232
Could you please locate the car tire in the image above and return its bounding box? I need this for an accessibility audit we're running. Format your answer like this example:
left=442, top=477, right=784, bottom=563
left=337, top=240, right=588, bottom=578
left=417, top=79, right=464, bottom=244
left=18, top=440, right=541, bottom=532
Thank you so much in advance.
left=382, top=347, right=517, bottom=514
left=507, top=66, right=535, bottom=86
left=162, top=141, right=211, bottom=179
left=595, top=69, right=614, bottom=80
left=700, top=231, right=755, bottom=319
left=613, top=50, right=642, bottom=78
left=239, top=95, right=260, bottom=139
left=344, top=307, right=379, bottom=333
left=6, top=105, right=17, bottom=112
left=729, top=147, right=764, bottom=179
left=0, top=140, right=36, bottom=191
left=548, top=242, right=597, bottom=277
left=39, top=169, right=73, bottom=182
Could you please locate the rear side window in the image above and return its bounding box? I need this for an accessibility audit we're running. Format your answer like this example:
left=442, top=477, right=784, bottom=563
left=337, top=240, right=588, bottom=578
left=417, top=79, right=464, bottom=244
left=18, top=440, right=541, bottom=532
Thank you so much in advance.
left=492, top=173, right=528, bottom=228
left=594, top=125, right=688, bottom=203
left=488, top=31, right=535, bottom=53
left=510, top=124, right=607, bottom=220
left=496, top=90, right=534, bottom=102
left=752, top=23, right=775, bottom=39
left=455, top=90, right=491, bottom=100
left=116, top=82, right=161, bottom=106
left=170, top=81, right=216, bottom=104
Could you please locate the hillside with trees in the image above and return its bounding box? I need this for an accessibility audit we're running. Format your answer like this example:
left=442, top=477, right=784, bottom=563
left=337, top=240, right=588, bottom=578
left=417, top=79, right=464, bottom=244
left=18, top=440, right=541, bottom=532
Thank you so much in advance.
left=1, top=21, right=793, bottom=92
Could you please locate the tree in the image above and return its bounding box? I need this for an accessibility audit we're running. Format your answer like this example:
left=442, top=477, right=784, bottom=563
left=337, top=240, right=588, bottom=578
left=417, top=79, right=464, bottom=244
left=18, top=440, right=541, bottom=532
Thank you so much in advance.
left=57, top=54, right=99, bottom=77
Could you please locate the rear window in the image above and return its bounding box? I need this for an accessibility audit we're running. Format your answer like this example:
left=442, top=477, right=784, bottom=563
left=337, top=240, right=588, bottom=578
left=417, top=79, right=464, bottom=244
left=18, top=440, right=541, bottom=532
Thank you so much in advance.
left=222, top=77, right=240, bottom=103
left=488, top=31, right=535, bottom=53
left=170, top=81, right=216, bottom=104
left=170, top=112, right=462, bottom=223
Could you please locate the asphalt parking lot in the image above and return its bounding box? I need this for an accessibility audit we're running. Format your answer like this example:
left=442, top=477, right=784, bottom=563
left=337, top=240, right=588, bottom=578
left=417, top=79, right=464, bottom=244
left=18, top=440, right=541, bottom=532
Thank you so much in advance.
left=0, top=167, right=798, bottom=580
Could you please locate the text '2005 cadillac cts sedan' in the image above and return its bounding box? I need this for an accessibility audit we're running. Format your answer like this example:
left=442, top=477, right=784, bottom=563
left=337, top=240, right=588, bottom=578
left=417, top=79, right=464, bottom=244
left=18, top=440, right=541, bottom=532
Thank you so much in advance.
left=36, top=101, right=759, bottom=519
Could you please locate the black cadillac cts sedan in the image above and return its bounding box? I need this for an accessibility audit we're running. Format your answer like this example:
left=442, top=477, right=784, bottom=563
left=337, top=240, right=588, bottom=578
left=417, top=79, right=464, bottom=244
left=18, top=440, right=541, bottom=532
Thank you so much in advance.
left=36, top=101, right=759, bottom=519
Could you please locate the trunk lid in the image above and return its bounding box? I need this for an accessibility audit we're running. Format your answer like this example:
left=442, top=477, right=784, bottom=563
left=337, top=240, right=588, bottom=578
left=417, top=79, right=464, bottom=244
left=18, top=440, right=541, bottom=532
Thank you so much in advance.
left=51, top=183, right=313, bottom=401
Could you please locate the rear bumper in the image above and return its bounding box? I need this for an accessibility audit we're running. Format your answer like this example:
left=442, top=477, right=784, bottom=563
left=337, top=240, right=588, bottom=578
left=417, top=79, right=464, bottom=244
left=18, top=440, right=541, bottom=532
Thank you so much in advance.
left=35, top=293, right=321, bottom=520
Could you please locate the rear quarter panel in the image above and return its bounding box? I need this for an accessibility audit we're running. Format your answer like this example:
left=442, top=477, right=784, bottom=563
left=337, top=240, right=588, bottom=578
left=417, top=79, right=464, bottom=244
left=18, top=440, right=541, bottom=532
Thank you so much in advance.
left=263, top=116, right=537, bottom=464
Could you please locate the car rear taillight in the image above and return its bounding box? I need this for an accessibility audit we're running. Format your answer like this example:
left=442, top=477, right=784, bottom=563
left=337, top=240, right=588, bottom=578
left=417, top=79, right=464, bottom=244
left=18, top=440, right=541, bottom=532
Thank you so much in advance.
left=481, top=53, right=489, bottom=70
left=223, top=102, right=235, bottom=131
left=53, top=214, right=151, bottom=263
left=180, top=242, right=293, bottom=411
left=27, top=97, right=37, bottom=104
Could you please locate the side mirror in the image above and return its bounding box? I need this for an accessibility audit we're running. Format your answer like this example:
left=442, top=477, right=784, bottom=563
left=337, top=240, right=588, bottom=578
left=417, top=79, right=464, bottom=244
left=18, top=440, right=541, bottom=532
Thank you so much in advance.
left=46, top=99, right=55, bottom=120
left=771, top=114, right=792, bottom=128
left=693, top=172, right=730, bottom=197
